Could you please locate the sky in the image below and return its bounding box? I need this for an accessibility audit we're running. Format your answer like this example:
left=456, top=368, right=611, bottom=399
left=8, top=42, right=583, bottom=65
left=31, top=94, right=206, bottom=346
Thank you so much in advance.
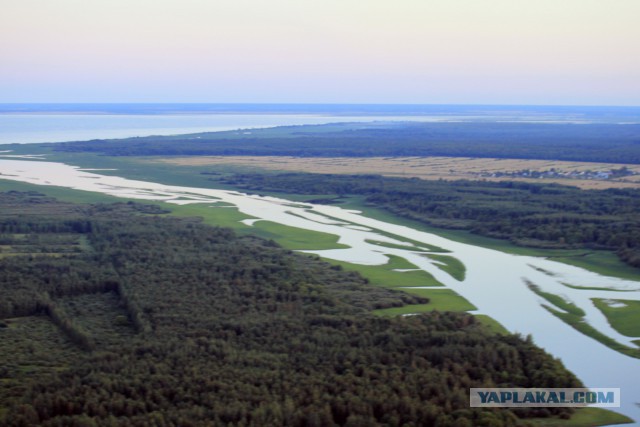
left=1, top=0, right=639, bottom=105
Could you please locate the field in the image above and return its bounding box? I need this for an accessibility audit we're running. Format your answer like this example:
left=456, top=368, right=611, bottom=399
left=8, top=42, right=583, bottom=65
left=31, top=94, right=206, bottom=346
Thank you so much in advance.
left=326, top=255, right=444, bottom=289
left=372, top=288, right=477, bottom=316
left=592, top=298, right=640, bottom=337
left=154, top=155, right=640, bottom=190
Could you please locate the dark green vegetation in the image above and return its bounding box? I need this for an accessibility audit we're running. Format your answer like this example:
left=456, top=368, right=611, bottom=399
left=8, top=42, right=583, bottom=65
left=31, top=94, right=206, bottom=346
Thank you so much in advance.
left=0, top=191, right=589, bottom=426
left=49, top=122, right=640, bottom=164
left=215, top=172, right=640, bottom=269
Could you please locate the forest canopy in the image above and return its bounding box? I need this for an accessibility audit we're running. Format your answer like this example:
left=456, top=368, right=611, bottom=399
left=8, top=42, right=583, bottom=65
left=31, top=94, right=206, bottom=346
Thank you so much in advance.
left=51, top=122, right=640, bottom=164
left=0, top=191, right=582, bottom=426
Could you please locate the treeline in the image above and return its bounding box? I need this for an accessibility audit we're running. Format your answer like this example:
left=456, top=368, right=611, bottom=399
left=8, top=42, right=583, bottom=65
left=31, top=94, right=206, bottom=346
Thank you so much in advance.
left=52, top=121, right=640, bottom=164
left=0, top=192, right=583, bottom=426
left=218, top=172, right=640, bottom=268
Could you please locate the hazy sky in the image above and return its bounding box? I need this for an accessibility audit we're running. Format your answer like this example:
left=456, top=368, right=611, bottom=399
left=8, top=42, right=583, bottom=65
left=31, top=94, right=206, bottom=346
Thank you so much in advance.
left=1, top=0, right=639, bottom=105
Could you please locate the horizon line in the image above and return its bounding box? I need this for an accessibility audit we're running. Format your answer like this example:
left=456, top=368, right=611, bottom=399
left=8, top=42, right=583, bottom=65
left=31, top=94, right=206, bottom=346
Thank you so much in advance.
left=1, top=102, right=639, bottom=111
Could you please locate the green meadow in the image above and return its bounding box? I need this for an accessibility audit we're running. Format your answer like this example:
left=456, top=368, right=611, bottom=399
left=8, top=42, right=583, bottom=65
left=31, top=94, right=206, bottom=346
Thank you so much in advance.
left=247, top=220, right=348, bottom=250
left=528, top=407, right=633, bottom=427
left=327, top=255, right=444, bottom=289
left=592, top=298, right=640, bottom=338
left=424, top=253, right=466, bottom=281
left=373, top=288, right=477, bottom=316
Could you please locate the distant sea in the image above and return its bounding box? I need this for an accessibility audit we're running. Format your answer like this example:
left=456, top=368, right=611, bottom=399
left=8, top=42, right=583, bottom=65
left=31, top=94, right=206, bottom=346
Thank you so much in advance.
left=1, top=103, right=639, bottom=145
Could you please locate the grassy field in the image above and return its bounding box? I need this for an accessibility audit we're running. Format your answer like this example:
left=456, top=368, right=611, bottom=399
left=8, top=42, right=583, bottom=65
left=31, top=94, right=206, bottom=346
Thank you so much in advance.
left=424, top=253, right=466, bottom=281
left=373, top=288, right=477, bottom=316
left=528, top=407, right=633, bottom=426
left=248, top=220, right=348, bottom=250
left=327, top=255, right=444, bottom=289
left=592, top=298, right=640, bottom=338
left=154, top=155, right=640, bottom=190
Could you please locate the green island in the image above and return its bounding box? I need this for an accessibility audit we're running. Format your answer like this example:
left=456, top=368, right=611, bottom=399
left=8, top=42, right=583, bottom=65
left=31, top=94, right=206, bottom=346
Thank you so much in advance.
left=423, top=254, right=466, bottom=282
left=592, top=298, right=640, bottom=337
left=525, top=281, right=586, bottom=317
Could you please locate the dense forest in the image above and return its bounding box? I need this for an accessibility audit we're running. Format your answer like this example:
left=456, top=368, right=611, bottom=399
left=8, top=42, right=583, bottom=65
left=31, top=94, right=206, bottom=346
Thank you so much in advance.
left=52, top=122, right=640, bottom=164
left=216, top=172, right=640, bottom=268
left=0, top=191, right=583, bottom=426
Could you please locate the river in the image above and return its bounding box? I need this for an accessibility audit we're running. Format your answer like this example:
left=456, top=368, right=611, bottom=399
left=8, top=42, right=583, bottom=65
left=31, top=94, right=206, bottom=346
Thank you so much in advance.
left=0, top=156, right=639, bottom=424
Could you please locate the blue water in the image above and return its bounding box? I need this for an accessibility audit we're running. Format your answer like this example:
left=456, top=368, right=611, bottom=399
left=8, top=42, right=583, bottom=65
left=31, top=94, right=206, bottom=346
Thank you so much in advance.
left=0, top=113, right=390, bottom=144
left=1, top=103, right=639, bottom=144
